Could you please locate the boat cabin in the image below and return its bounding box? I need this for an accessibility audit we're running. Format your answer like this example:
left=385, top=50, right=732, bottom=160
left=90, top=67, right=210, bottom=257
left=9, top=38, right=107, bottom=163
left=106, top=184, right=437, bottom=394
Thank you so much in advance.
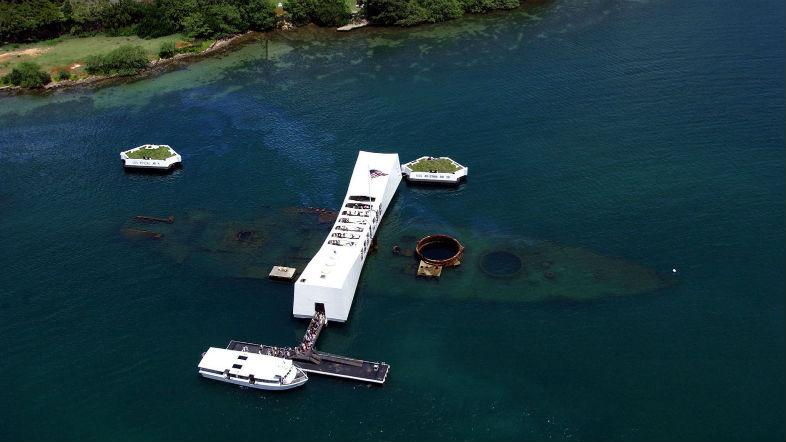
left=198, top=347, right=307, bottom=390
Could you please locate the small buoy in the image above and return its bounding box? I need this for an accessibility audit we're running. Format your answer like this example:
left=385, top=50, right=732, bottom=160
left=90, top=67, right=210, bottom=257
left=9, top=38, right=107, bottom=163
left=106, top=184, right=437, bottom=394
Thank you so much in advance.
left=672, top=268, right=678, bottom=273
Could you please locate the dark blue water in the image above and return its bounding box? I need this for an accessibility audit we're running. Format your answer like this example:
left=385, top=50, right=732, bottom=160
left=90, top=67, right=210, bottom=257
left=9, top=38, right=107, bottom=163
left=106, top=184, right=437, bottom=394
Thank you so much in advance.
left=1, top=1, right=783, bottom=441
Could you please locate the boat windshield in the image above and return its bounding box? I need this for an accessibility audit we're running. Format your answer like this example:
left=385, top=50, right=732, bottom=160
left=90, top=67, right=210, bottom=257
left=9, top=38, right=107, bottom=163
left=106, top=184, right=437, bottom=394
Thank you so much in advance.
left=348, top=195, right=375, bottom=202
left=283, top=367, right=298, bottom=384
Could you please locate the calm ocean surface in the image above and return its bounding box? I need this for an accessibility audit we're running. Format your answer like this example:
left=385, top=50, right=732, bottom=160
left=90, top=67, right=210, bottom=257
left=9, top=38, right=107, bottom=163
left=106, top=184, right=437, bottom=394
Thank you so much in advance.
left=1, top=0, right=783, bottom=441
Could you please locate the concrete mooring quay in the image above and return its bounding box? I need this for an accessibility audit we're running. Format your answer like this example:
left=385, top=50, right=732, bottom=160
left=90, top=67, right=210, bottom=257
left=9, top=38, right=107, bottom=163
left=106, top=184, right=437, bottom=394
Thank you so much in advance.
left=226, top=311, right=389, bottom=384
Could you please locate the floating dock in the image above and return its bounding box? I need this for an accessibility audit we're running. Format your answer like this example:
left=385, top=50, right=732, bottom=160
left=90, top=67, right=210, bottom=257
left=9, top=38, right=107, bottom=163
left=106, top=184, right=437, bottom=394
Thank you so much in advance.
left=226, top=340, right=389, bottom=384
left=225, top=310, right=389, bottom=385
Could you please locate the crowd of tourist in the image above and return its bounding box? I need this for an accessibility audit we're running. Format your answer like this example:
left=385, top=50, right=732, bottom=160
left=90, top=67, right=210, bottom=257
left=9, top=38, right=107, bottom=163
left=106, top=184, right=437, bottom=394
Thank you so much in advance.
left=260, top=310, right=326, bottom=358
left=301, top=310, right=326, bottom=352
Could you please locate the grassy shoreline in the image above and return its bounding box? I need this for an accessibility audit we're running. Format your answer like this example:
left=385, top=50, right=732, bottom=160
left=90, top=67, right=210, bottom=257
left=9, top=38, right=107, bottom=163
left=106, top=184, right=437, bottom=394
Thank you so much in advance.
left=0, top=32, right=241, bottom=93
left=0, top=35, right=183, bottom=77
left=0, top=33, right=219, bottom=86
left=0, top=2, right=543, bottom=95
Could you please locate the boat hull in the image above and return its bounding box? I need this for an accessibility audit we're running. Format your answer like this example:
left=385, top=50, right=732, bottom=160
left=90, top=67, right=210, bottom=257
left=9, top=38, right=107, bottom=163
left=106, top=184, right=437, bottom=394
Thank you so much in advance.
left=199, top=369, right=308, bottom=391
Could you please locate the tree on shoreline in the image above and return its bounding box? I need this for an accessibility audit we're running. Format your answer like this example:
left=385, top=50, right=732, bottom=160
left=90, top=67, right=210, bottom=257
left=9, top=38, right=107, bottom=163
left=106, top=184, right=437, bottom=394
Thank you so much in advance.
left=368, top=0, right=519, bottom=26
left=2, top=61, right=51, bottom=88
left=0, top=0, right=525, bottom=44
left=0, top=0, right=64, bottom=42
left=283, top=0, right=351, bottom=27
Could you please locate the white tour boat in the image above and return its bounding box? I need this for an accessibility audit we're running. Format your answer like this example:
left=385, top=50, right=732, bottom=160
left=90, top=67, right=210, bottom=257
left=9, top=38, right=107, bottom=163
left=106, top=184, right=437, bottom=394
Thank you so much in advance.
left=197, top=347, right=308, bottom=391
left=293, top=151, right=402, bottom=322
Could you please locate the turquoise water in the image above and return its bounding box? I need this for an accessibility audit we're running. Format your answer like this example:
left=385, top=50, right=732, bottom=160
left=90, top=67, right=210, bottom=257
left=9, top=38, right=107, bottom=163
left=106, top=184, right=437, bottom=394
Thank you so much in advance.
left=1, top=0, right=784, bottom=440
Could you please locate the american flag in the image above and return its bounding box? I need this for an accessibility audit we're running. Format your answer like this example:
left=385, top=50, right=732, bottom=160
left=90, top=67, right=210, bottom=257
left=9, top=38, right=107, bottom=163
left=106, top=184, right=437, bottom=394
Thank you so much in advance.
left=369, top=169, right=388, bottom=178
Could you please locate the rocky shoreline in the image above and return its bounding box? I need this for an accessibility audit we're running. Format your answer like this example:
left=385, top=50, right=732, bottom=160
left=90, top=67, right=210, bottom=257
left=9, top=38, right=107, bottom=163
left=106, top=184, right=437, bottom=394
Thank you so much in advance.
left=0, top=31, right=260, bottom=96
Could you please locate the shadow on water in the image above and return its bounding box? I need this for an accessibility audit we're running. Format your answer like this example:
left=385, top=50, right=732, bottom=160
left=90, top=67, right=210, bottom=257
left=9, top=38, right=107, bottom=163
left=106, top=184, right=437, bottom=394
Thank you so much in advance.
left=122, top=163, right=184, bottom=176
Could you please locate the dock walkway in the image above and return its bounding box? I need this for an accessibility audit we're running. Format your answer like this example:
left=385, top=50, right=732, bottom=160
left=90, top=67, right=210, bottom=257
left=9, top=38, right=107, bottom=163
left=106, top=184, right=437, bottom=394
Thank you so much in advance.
left=227, top=340, right=389, bottom=384
left=300, top=310, right=326, bottom=353
left=225, top=308, right=389, bottom=385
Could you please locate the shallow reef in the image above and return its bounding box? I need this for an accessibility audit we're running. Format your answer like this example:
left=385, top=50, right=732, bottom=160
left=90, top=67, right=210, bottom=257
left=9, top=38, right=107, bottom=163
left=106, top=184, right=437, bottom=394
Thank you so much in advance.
left=121, top=207, right=332, bottom=280
left=377, top=227, right=676, bottom=302
left=121, top=207, right=675, bottom=302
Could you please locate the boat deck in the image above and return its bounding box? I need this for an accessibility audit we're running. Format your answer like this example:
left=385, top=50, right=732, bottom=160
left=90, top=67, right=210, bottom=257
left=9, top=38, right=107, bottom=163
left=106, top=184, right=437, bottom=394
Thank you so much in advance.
left=226, top=340, right=389, bottom=384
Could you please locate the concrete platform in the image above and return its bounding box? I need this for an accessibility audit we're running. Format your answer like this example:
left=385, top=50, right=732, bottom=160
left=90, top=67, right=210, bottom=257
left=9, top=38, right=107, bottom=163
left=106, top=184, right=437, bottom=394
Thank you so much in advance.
left=120, top=144, right=181, bottom=170
left=401, top=156, right=468, bottom=185
left=269, top=266, right=297, bottom=281
left=417, top=260, right=442, bottom=278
